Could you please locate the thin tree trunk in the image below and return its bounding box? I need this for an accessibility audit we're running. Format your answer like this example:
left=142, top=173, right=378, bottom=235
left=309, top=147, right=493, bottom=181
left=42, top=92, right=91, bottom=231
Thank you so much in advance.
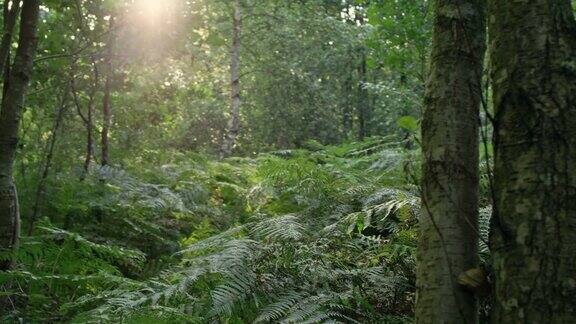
left=221, top=0, right=242, bottom=159
left=416, top=0, right=485, bottom=323
left=28, top=90, right=69, bottom=236
left=489, top=1, right=576, bottom=322
left=357, top=47, right=369, bottom=140
left=0, top=0, right=40, bottom=271
left=85, top=74, right=95, bottom=172
left=72, top=60, right=99, bottom=178
left=72, top=0, right=99, bottom=175
left=101, top=16, right=115, bottom=167
left=356, top=12, right=370, bottom=141
left=0, top=0, right=20, bottom=74
left=342, top=62, right=353, bottom=136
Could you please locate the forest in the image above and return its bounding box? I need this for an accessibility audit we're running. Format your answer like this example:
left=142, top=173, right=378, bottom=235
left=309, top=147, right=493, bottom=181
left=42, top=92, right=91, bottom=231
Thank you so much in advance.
left=0, top=0, right=575, bottom=323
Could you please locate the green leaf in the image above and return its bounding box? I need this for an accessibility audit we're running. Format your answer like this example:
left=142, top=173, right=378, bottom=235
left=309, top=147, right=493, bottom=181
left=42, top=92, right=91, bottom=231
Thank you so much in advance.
left=397, top=116, right=418, bottom=132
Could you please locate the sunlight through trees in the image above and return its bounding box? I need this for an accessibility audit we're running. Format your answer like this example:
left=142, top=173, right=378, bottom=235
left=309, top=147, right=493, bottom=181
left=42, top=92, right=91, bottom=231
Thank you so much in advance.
left=0, top=0, right=575, bottom=322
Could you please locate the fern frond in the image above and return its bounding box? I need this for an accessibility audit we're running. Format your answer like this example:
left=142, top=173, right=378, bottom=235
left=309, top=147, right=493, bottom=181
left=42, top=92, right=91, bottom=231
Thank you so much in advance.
left=206, top=239, right=258, bottom=271
left=250, top=214, right=304, bottom=241
left=280, top=294, right=331, bottom=323
left=39, top=226, right=146, bottom=268
left=479, top=206, right=491, bottom=256
left=254, top=291, right=309, bottom=323
left=178, top=225, right=246, bottom=255
left=209, top=269, right=257, bottom=316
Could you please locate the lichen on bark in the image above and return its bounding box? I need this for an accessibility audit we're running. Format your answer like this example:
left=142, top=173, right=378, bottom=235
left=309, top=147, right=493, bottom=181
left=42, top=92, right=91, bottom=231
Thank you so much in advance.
left=489, top=1, right=576, bottom=322
left=416, top=0, right=486, bottom=323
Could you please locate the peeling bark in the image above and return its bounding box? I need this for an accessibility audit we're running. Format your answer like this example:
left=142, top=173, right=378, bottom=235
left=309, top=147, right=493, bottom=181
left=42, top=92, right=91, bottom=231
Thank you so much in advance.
left=416, top=0, right=486, bottom=323
left=489, top=1, right=576, bottom=322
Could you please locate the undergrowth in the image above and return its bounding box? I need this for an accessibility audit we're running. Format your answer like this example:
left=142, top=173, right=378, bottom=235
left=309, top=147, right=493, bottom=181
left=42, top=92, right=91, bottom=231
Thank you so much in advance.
left=2, top=137, right=480, bottom=323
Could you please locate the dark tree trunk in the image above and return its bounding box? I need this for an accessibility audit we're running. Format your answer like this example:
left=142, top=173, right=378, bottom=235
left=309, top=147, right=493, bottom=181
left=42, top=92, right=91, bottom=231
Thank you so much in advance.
left=0, top=0, right=20, bottom=74
left=28, top=90, right=69, bottom=235
left=416, top=0, right=486, bottom=323
left=0, top=0, right=41, bottom=270
left=72, top=60, right=99, bottom=178
left=489, top=1, right=576, bottom=322
left=221, top=0, right=242, bottom=159
left=72, top=0, right=99, bottom=175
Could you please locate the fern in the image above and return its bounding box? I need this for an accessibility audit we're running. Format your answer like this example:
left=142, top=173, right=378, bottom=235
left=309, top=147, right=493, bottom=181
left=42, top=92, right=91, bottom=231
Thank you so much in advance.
left=8, top=139, right=425, bottom=323
left=255, top=291, right=309, bottom=323
left=39, top=226, right=146, bottom=269
left=479, top=206, right=492, bottom=258
left=209, top=269, right=257, bottom=316
left=250, top=214, right=305, bottom=241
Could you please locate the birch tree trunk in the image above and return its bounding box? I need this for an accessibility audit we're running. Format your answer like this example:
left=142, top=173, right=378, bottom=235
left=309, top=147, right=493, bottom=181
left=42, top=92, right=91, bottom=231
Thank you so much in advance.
left=221, top=0, right=242, bottom=159
left=101, top=16, right=115, bottom=167
left=0, top=0, right=40, bottom=270
left=489, top=1, right=576, bottom=322
left=416, top=0, right=486, bottom=322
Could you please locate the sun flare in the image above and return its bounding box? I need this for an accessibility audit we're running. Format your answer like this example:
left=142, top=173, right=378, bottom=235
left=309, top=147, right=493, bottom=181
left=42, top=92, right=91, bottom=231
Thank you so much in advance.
left=134, top=0, right=165, bottom=23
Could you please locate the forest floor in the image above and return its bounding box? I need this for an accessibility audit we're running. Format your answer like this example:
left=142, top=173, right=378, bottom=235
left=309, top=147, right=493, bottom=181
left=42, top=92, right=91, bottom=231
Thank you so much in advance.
left=4, top=137, right=422, bottom=323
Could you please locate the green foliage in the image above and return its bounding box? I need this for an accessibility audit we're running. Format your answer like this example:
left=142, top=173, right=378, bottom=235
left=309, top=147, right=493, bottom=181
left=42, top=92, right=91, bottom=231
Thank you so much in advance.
left=0, top=0, right=502, bottom=322
left=397, top=116, right=419, bottom=133
left=1, top=223, right=145, bottom=322
left=5, top=137, right=426, bottom=323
